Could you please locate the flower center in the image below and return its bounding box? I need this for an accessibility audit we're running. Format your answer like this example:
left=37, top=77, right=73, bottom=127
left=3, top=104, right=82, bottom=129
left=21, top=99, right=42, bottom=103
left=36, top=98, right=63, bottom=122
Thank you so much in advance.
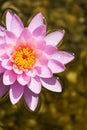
left=13, top=45, right=36, bottom=70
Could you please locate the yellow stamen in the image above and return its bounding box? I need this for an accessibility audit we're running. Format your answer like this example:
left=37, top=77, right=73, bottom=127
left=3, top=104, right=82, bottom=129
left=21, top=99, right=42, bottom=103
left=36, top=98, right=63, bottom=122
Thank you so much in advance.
left=13, top=45, right=36, bottom=70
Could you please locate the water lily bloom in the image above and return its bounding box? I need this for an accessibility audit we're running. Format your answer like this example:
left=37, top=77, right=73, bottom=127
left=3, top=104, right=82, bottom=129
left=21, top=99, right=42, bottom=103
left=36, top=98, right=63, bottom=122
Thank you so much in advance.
left=0, top=11, right=74, bottom=111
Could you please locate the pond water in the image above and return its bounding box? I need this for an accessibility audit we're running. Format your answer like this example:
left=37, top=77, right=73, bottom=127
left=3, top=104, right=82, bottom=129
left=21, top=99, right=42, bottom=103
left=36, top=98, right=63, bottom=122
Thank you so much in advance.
left=0, top=0, right=87, bottom=130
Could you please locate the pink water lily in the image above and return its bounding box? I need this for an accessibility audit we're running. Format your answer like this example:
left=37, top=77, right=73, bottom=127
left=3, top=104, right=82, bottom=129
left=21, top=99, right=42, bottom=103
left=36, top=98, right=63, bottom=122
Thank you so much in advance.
left=0, top=11, right=74, bottom=111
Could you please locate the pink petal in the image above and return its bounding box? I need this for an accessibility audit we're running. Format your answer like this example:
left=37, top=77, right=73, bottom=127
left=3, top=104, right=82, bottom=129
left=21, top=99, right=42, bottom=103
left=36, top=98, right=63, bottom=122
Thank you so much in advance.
left=32, top=25, right=46, bottom=37
left=9, top=81, right=24, bottom=104
left=13, top=65, right=23, bottom=74
left=6, top=11, right=13, bottom=30
left=0, top=53, right=9, bottom=61
left=19, top=28, right=31, bottom=43
left=39, top=55, right=48, bottom=65
left=28, top=13, right=44, bottom=33
left=0, top=36, right=5, bottom=44
left=36, top=66, right=52, bottom=78
left=0, top=63, right=5, bottom=73
left=45, top=30, right=65, bottom=46
left=48, top=59, right=65, bottom=73
left=0, top=43, right=5, bottom=49
left=34, top=39, right=46, bottom=50
left=0, top=78, right=9, bottom=98
left=10, top=12, right=24, bottom=37
left=3, top=70, right=16, bottom=85
left=1, top=59, right=13, bottom=70
left=44, top=45, right=57, bottom=55
left=6, top=11, right=24, bottom=36
left=5, top=31, right=17, bottom=46
left=0, top=26, right=5, bottom=36
left=0, top=49, right=5, bottom=59
left=51, top=51, right=74, bottom=64
left=25, top=69, right=37, bottom=77
left=24, top=87, right=38, bottom=111
left=28, top=76, right=42, bottom=94
left=17, top=73, right=30, bottom=86
left=41, top=77, right=62, bottom=92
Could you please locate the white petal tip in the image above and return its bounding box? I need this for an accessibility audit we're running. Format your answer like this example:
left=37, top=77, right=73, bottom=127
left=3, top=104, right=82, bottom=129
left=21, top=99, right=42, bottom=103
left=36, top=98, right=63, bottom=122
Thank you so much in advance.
left=36, top=12, right=44, bottom=17
left=68, top=54, right=75, bottom=62
left=57, top=87, right=62, bottom=92
left=52, top=86, right=62, bottom=93
left=10, top=98, right=17, bottom=105
left=6, top=10, right=13, bottom=16
left=71, top=55, right=75, bottom=60
left=60, top=29, right=65, bottom=34
left=30, top=106, right=36, bottom=111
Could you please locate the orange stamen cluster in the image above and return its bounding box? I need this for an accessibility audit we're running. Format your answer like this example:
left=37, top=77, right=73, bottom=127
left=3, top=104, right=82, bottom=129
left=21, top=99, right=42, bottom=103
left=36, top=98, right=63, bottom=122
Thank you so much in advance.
left=13, top=45, right=36, bottom=70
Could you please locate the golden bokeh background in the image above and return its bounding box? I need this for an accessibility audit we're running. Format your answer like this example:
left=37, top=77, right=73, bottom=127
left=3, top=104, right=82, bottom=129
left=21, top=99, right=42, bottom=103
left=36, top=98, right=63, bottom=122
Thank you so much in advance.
left=0, top=0, right=87, bottom=130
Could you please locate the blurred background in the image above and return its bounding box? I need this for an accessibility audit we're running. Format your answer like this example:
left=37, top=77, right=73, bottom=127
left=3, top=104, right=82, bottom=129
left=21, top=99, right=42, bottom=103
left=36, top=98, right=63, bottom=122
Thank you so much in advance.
left=0, top=0, right=87, bottom=130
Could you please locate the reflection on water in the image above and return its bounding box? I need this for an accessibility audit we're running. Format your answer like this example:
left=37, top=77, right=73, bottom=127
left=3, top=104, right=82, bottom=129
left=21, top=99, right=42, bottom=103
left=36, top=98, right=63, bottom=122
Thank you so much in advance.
left=0, top=0, right=87, bottom=130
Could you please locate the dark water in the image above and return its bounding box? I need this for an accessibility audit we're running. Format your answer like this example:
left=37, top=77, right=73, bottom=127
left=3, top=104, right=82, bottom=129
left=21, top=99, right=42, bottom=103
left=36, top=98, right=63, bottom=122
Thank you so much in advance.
left=0, top=0, right=87, bottom=130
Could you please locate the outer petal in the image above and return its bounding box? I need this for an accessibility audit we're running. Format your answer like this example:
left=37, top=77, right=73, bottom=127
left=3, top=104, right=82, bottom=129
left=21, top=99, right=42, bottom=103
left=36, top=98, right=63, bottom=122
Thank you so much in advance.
left=41, top=77, right=62, bottom=92
left=32, top=25, right=46, bottom=37
left=6, top=11, right=13, bottom=30
left=5, top=31, right=17, bottom=45
left=11, top=13, right=24, bottom=37
left=6, top=11, right=24, bottom=37
left=0, top=78, right=9, bottom=98
left=28, top=13, right=44, bottom=33
left=44, top=45, right=57, bottom=55
left=0, top=26, right=5, bottom=36
left=48, top=59, right=65, bottom=73
left=4, top=31, right=17, bottom=56
left=36, top=66, right=52, bottom=78
left=3, top=70, right=16, bottom=85
left=1, top=59, right=13, bottom=70
left=9, top=81, right=24, bottom=104
left=0, top=63, right=5, bottom=73
left=45, top=30, right=65, bottom=46
left=51, top=51, right=74, bottom=64
left=24, top=87, right=38, bottom=111
left=17, top=73, right=30, bottom=86
left=28, top=76, right=42, bottom=94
